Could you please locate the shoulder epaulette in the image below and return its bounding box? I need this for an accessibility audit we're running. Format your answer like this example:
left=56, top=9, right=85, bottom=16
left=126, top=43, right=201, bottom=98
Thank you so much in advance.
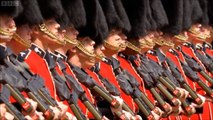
left=17, top=49, right=30, bottom=62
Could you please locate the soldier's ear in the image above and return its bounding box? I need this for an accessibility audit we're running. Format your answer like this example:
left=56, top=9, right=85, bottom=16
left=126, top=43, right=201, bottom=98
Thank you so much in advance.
left=68, top=47, right=77, bottom=54
left=31, top=26, right=40, bottom=35
left=71, top=47, right=77, bottom=53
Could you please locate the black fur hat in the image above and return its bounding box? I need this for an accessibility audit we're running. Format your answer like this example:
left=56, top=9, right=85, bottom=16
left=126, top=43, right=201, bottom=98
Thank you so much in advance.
left=150, top=0, right=168, bottom=29
left=99, top=0, right=125, bottom=32
left=208, top=0, right=213, bottom=25
left=37, top=0, right=63, bottom=20
left=161, top=0, right=184, bottom=35
left=0, top=0, right=23, bottom=18
left=190, top=0, right=203, bottom=25
left=78, top=0, right=108, bottom=46
left=145, top=0, right=157, bottom=31
left=61, top=0, right=86, bottom=29
left=198, top=0, right=209, bottom=26
left=14, top=0, right=43, bottom=26
left=122, top=0, right=147, bottom=39
left=56, top=10, right=70, bottom=29
left=112, top=0, right=131, bottom=32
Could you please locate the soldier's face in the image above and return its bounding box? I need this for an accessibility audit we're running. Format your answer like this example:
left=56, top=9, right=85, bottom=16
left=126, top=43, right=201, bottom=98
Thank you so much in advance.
left=95, top=44, right=105, bottom=56
left=105, top=30, right=123, bottom=50
left=95, top=44, right=105, bottom=62
left=16, top=24, right=32, bottom=43
left=0, top=15, right=16, bottom=41
left=64, top=26, right=79, bottom=49
left=138, top=37, right=154, bottom=49
left=43, top=19, right=65, bottom=44
left=80, top=37, right=95, bottom=54
left=78, top=37, right=96, bottom=68
left=119, top=32, right=127, bottom=52
left=66, top=26, right=79, bottom=41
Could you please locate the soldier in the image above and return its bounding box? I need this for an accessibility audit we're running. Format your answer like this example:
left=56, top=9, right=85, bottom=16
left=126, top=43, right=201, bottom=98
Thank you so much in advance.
left=16, top=0, right=72, bottom=119
left=97, top=0, right=136, bottom=116
left=67, top=0, right=143, bottom=119
left=0, top=0, right=39, bottom=119
left=65, top=0, right=112, bottom=119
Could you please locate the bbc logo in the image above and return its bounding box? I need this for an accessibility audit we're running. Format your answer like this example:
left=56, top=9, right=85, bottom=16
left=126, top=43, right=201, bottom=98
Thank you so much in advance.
left=1, top=1, right=19, bottom=6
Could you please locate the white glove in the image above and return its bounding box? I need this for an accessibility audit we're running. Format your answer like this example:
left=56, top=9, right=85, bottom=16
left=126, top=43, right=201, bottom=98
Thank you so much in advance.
left=57, top=101, right=68, bottom=118
left=35, top=111, right=45, bottom=120
left=176, top=87, right=189, bottom=101
left=191, top=94, right=206, bottom=108
left=171, top=105, right=182, bottom=116
left=110, top=96, right=123, bottom=114
left=66, top=112, right=77, bottom=120
left=151, top=110, right=160, bottom=120
left=153, top=107, right=163, bottom=117
left=4, top=112, right=14, bottom=120
left=24, top=115, right=32, bottom=120
left=101, top=116, right=110, bottom=120
left=49, top=106, right=61, bottom=119
left=26, top=98, right=37, bottom=114
left=122, top=110, right=133, bottom=119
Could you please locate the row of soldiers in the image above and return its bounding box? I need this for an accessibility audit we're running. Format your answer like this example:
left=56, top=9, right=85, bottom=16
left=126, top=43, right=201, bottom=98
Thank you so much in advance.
left=0, top=0, right=213, bottom=119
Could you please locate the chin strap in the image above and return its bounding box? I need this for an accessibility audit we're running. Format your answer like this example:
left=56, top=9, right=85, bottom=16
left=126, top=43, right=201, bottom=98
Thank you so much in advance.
left=39, top=24, right=66, bottom=45
left=12, top=33, right=31, bottom=48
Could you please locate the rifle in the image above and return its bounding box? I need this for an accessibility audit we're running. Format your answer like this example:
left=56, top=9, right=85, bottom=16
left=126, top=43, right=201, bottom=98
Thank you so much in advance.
left=154, top=49, right=195, bottom=115
left=116, top=69, right=153, bottom=119
left=180, top=60, right=213, bottom=99
left=4, top=50, right=58, bottom=119
left=202, top=42, right=213, bottom=60
left=46, top=52, right=100, bottom=120
left=165, top=57, right=200, bottom=115
left=155, top=49, right=182, bottom=98
left=68, top=65, right=112, bottom=120
left=124, top=69, right=162, bottom=116
left=51, top=69, right=87, bottom=120
left=0, top=66, right=34, bottom=114
left=141, top=56, right=181, bottom=108
left=111, top=58, right=155, bottom=119
left=181, top=47, right=213, bottom=85
left=0, top=62, right=55, bottom=120
left=0, top=47, right=34, bottom=115
left=94, top=70, right=138, bottom=120
left=58, top=60, right=128, bottom=120
left=195, top=45, right=213, bottom=73
left=0, top=85, right=26, bottom=120
left=92, top=63, right=135, bottom=117
left=70, top=63, right=136, bottom=119
left=129, top=55, right=172, bottom=115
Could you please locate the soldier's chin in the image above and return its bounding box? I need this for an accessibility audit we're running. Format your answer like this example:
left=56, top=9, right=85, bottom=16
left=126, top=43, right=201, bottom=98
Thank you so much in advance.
left=85, top=60, right=95, bottom=67
left=0, top=34, right=12, bottom=41
left=118, top=47, right=126, bottom=52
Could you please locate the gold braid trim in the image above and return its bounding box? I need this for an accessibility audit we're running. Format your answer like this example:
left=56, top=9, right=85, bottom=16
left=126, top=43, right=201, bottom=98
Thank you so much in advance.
left=64, top=35, right=78, bottom=45
left=13, top=33, right=31, bottom=48
left=103, top=41, right=121, bottom=51
left=126, top=41, right=141, bottom=53
left=0, top=27, right=14, bottom=36
left=39, top=24, right=66, bottom=45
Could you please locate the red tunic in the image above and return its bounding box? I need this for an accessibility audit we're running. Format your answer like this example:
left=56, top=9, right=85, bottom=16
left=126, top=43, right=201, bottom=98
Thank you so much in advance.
left=195, top=49, right=213, bottom=77
left=63, top=62, right=95, bottom=119
left=146, top=51, right=179, bottom=120
left=166, top=48, right=213, bottom=120
left=54, top=62, right=73, bottom=114
left=99, top=61, right=136, bottom=112
left=22, top=44, right=56, bottom=98
left=204, top=46, right=213, bottom=57
left=181, top=44, right=211, bottom=86
left=117, top=55, right=155, bottom=104
left=85, top=69, right=105, bottom=89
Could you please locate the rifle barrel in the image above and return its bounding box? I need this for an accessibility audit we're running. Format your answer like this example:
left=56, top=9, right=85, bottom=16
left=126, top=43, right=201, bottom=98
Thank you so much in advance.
left=200, top=71, right=213, bottom=85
